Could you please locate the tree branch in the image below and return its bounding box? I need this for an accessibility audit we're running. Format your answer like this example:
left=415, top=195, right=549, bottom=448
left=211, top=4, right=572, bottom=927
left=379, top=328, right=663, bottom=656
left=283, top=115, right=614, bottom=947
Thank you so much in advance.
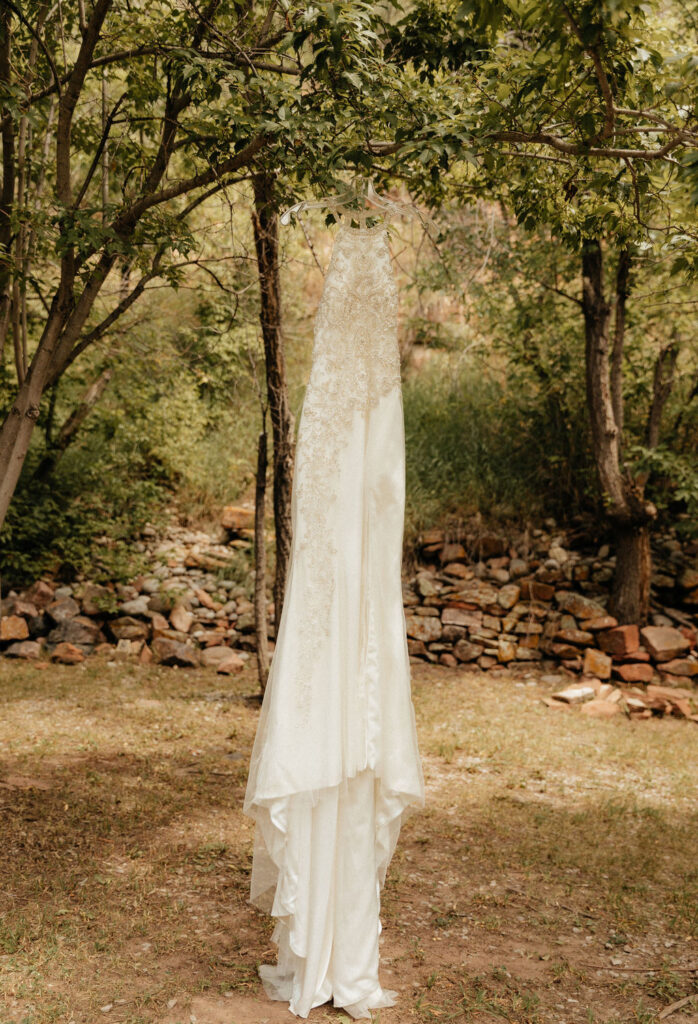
left=611, top=248, right=630, bottom=448
left=561, top=2, right=615, bottom=141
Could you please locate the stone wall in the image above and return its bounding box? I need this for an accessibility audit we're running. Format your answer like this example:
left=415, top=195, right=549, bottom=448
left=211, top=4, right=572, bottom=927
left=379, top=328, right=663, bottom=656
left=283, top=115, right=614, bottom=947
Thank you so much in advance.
left=1, top=514, right=696, bottom=686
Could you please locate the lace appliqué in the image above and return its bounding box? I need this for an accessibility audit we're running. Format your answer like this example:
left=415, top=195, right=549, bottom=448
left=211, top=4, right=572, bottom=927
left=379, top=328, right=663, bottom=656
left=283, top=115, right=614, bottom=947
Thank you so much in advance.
left=291, top=225, right=400, bottom=720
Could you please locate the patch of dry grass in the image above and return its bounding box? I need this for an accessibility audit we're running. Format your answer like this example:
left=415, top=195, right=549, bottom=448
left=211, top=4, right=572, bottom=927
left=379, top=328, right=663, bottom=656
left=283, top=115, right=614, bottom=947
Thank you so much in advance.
left=0, top=657, right=695, bottom=1024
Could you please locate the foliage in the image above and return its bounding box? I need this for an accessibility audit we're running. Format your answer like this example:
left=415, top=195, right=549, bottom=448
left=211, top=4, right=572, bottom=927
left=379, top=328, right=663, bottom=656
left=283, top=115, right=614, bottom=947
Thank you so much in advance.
left=2, top=0, right=697, bottom=575
left=402, top=353, right=594, bottom=541
left=406, top=200, right=698, bottom=531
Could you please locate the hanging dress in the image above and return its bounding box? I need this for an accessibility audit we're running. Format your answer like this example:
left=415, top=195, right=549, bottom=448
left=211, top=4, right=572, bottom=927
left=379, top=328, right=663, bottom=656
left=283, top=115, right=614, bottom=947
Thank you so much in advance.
left=243, top=216, right=425, bottom=1020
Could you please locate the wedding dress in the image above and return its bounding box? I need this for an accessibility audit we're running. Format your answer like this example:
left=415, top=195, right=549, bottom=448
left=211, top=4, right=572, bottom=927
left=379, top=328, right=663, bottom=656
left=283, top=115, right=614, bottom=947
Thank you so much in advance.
left=243, top=216, right=425, bottom=1019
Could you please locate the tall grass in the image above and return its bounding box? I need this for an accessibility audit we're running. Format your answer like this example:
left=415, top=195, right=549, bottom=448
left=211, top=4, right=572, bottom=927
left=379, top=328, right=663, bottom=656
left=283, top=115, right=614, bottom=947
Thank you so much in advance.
left=402, top=353, right=594, bottom=545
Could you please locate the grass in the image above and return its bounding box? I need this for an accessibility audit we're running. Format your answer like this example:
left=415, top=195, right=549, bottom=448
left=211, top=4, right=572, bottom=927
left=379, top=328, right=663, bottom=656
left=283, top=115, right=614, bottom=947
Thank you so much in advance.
left=0, top=657, right=696, bottom=1023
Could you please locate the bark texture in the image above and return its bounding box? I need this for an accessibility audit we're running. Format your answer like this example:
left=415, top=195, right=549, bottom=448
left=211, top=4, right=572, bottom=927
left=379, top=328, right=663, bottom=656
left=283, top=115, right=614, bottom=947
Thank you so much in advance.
left=581, top=240, right=662, bottom=625
left=252, top=172, right=295, bottom=625
left=254, top=425, right=271, bottom=693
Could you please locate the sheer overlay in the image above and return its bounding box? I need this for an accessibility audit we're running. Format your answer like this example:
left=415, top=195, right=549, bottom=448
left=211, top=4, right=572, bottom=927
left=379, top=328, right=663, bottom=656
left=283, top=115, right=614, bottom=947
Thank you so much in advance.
left=243, top=220, right=425, bottom=1019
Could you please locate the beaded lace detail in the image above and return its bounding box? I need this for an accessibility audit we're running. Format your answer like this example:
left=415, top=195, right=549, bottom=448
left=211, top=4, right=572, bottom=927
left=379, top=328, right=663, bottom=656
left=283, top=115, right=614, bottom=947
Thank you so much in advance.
left=291, top=222, right=400, bottom=718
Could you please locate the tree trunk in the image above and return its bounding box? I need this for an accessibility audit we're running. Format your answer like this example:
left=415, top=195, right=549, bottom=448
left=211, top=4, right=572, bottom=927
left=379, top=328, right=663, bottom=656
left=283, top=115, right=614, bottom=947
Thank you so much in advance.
left=33, top=366, right=112, bottom=480
left=609, top=521, right=651, bottom=625
left=581, top=239, right=656, bottom=625
left=0, top=3, right=15, bottom=365
left=254, top=424, right=270, bottom=693
left=251, top=172, right=295, bottom=626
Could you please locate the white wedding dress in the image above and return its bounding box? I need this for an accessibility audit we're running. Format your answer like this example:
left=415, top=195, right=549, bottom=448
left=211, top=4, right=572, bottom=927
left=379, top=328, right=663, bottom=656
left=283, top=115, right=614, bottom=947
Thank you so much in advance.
left=243, top=217, right=425, bottom=1019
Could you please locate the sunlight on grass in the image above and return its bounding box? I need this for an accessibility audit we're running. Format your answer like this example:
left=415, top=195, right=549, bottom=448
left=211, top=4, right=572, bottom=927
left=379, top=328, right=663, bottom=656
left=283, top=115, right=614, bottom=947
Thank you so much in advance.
left=0, top=657, right=696, bottom=1023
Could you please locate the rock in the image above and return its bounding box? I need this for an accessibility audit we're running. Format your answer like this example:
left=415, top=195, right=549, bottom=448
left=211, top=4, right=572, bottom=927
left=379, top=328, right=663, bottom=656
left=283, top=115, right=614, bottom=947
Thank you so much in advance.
left=115, top=638, right=142, bottom=659
left=441, top=562, right=473, bottom=579
left=647, top=683, right=695, bottom=702
left=554, top=628, right=594, bottom=646
left=614, top=662, right=654, bottom=684
left=670, top=698, right=693, bottom=718
left=151, top=638, right=200, bottom=667
left=51, top=642, right=85, bottom=664
left=150, top=611, right=170, bottom=632
left=21, top=580, right=55, bottom=609
left=81, top=583, right=115, bottom=615
left=555, top=591, right=606, bottom=620
left=549, top=544, right=568, bottom=564
left=6, top=598, right=38, bottom=619
left=514, top=646, right=542, bottom=660
left=550, top=642, right=581, bottom=659
left=221, top=505, right=255, bottom=531
left=453, top=639, right=484, bottom=662
left=0, top=615, right=30, bottom=641
left=109, top=616, right=150, bottom=641
left=404, top=614, right=442, bottom=643
left=194, top=587, right=220, bottom=611
left=47, top=616, right=104, bottom=646
left=407, top=639, right=429, bottom=658
left=614, top=647, right=651, bottom=663
left=508, top=617, right=532, bottom=635
left=46, top=597, right=81, bottom=624
left=235, top=611, right=255, bottom=632
left=3, top=639, right=43, bottom=659
left=658, top=658, right=698, bottom=677
left=582, top=647, right=612, bottom=679
left=581, top=615, right=619, bottom=632
left=441, top=625, right=467, bottom=643
left=520, top=580, right=555, bottom=602
left=488, top=567, right=510, bottom=584
left=216, top=651, right=246, bottom=674
left=478, top=655, right=497, bottom=670
left=497, top=638, right=516, bottom=662
left=597, top=625, right=639, bottom=657
left=441, top=607, right=481, bottom=629
left=452, top=580, right=500, bottom=609
left=439, top=652, right=458, bottom=667
left=119, top=595, right=150, bottom=616
left=479, top=532, right=506, bottom=558
left=580, top=698, right=622, bottom=718
left=147, top=592, right=178, bottom=614
left=415, top=574, right=438, bottom=597
left=497, top=584, right=521, bottom=610
left=200, top=645, right=233, bottom=668
left=551, top=684, right=596, bottom=704
left=640, top=626, right=691, bottom=662
left=170, top=604, right=194, bottom=633
left=440, top=542, right=467, bottom=564
left=509, top=558, right=529, bottom=578
left=678, top=567, right=698, bottom=590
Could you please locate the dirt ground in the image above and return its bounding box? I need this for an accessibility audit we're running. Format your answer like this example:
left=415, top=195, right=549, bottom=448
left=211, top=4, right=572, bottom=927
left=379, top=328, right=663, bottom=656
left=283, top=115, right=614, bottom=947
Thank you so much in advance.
left=0, top=656, right=696, bottom=1024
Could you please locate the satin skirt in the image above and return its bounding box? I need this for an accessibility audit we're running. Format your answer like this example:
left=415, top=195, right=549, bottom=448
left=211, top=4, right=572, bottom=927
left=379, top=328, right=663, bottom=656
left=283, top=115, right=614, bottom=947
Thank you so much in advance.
left=244, top=387, right=425, bottom=1018
left=258, top=769, right=398, bottom=1019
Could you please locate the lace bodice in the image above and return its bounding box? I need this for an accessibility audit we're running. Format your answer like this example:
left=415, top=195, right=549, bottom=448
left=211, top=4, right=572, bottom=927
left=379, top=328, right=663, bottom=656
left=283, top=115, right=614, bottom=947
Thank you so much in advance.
left=313, top=222, right=399, bottom=380
left=291, top=221, right=402, bottom=716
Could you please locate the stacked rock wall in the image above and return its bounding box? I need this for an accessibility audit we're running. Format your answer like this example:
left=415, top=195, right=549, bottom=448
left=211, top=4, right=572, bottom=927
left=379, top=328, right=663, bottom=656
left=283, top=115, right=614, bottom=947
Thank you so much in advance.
left=1, top=516, right=696, bottom=684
